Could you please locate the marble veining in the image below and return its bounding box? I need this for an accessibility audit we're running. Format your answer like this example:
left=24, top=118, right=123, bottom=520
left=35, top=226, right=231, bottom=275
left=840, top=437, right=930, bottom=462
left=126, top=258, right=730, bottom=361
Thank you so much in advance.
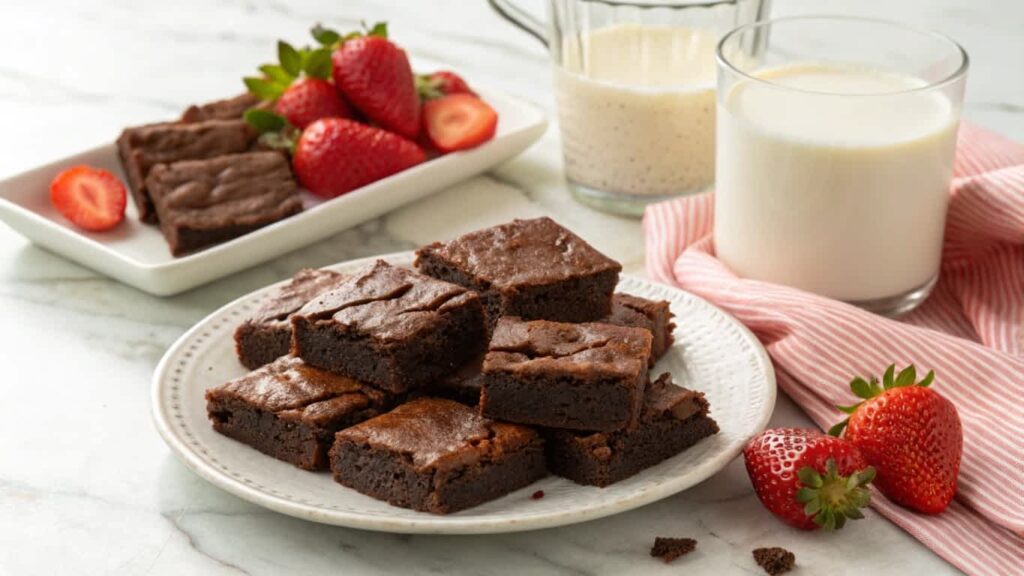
left=3, top=0, right=1021, bottom=574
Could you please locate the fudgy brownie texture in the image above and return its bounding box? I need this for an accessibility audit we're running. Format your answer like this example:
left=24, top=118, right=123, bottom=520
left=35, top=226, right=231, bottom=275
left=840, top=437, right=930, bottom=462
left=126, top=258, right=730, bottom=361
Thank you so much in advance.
left=205, top=355, right=396, bottom=470
left=606, top=294, right=675, bottom=362
left=650, top=537, right=697, bottom=563
left=426, top=353, right=486, bottom=406
left=752, top=547, right=795, bottom=575
left=414, top=217, right=621, bottom=325
left=544, top=373, right=718, bottom=486
left=117, top=119, right=258, bottom=223
left=481, top=317, right=652, bottom=432
left=292, top=261, right=487, bottom=393
left=181, top=92, right=263, bottom=123
left=145, top=151, right=303, bottom=256
left=329, top=398, right=546, bottom=514
left=234, top=268, right=347, bottom=370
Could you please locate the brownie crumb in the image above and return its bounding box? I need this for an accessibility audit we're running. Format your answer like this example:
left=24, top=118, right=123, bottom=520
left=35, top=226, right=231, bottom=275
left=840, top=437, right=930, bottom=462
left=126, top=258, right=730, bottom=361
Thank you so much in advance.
left=752, top=547, right=795, bottom=575
left=531, top=490, right=545, bottom=500
left=650, top=537, right=697, bottom=563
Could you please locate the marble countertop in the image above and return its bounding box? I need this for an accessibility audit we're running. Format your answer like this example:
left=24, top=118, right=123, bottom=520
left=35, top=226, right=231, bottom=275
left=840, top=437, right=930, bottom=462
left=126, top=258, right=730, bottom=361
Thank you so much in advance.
left=2, top=1, right=1020, bottom=574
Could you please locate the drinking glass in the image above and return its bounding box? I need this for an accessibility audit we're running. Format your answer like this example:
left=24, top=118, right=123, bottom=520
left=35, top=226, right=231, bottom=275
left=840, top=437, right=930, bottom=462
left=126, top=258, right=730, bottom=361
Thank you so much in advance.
left=715, top=16, right=968, bottom=315
left=490, top=0, right=771, bottom=216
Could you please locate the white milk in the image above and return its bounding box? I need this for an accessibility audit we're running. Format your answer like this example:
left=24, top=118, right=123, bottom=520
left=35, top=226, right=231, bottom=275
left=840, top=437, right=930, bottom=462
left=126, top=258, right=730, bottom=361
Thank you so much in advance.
left=555, top=24, right=718, bottom=197
left=715, top=64, right=959, bottom=301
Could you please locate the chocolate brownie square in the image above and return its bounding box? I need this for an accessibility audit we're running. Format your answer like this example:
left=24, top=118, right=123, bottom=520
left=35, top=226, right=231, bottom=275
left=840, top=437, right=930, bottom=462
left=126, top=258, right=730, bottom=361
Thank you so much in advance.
left=145, top=151, right=303, bottom=256
left=414, top=217, right=621, bottom=325
left=329, top=398, right=546, bottom=514
left=117, top=119, right=258, bottom=223
left=606, top=294, right=675, bottom=361
left=234, top=268, right=347, bottom=370
left=181, top=92, right=263, bottom=123
left=481, top=317, right=652, bottom=432
left=292, top=261, right=487, bottom=393
left=545, top=373, right=718, bottom=486
left=205, top=355, right=397, bottom=470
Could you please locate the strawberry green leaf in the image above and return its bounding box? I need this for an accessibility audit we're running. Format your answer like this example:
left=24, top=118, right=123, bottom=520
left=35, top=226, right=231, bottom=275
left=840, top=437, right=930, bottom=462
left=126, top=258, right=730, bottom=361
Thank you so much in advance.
left=367, top=21, right=388, bottom=38
left=244, top=108, right=287, bottom=133
left=244, top=77, right=284, bottom=101
left=882, top=364, right=896, bottom=389
left=797, top=466, right=823, bottom=489
left=259, top=64, right=294, bottom=85
left=259, top=131, right=297, bottom=154
left=278, top=41, right=302, bottom=76
left=836, top=403, right=861, bottom=415
left=895, top=364, right=916, bottom=387
left=850, top=377, right=874, bottom=399
left=827, top=419, right=848, bottom=437
left=304, top=47, right=333, bottom=79
left=919, top=370, right=936, bottom=387
left=311, top=23, right=340, bottom=46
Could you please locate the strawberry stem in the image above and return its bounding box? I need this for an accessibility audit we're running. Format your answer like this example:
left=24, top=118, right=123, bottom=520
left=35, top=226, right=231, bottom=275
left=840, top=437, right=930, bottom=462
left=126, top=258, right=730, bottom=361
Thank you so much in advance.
left=795, top=458, right=875, bottom=531
left=832, top=364, right=937, bottom=435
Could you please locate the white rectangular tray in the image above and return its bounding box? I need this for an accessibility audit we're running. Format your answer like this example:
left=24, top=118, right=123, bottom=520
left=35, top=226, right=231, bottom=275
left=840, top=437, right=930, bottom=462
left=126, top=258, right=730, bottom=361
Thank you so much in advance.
left=0, top=88, right=546, bottom=295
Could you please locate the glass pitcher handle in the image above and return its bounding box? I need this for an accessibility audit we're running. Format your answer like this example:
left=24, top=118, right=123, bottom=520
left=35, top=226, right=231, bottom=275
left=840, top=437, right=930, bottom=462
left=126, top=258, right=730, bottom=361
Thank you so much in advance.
left=487, top=0, right=548, bottom=47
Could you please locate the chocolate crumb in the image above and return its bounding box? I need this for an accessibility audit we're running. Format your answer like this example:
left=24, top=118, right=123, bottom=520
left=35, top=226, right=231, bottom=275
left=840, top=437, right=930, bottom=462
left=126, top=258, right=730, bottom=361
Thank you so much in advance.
left=531, top=490, right=545, bottom=500
left=650, top=537, right=697, bottom=563
left=752, top=547, right=795, bottom=575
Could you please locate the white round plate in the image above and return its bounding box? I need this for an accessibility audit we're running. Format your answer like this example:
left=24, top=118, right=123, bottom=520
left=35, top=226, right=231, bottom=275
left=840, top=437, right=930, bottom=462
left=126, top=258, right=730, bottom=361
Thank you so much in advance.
left=152, top=252, right=775, bottom=534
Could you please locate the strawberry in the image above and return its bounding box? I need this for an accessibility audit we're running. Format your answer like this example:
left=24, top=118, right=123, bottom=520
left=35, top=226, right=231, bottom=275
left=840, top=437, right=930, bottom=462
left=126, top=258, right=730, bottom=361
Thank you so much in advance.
left=744, top=428, right=875, bottom=531
left=830, top=365, right=962, bottom=514
left=330, top=30, right=420, bottom=139
left=292, top=118, right=425, bottom=199
left=422, top=94, right=498, bottom=153
left=49, top=166, right=127, bottom=232
left=274, top=77, right=352, bottom=129
left=416, top=70, right=476, bottom=100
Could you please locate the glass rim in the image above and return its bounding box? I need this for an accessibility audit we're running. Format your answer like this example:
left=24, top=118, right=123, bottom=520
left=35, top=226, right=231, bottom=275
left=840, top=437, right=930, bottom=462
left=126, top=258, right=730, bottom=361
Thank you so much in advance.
left=564, top=0, right=739, bottom=8
left=716, top=15, right=970, bottom=96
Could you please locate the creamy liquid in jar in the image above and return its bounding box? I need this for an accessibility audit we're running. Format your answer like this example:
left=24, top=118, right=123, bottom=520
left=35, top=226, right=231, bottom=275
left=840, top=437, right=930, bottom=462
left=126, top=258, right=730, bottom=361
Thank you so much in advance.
left=555, top=24, right=718, bottom=197
left=715, top=64, right=959, bottom=301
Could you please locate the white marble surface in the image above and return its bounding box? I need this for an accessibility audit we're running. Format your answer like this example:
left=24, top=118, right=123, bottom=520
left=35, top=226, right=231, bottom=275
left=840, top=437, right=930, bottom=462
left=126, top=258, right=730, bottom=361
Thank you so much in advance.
left=2, top=1, right=1021, bottom=574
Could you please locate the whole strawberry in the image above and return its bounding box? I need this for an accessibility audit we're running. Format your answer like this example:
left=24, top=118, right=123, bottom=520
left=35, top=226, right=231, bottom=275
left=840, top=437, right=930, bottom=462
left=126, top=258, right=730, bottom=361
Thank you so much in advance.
left=245, top=40, right=352, bottom=128
left=292, top=118, right=425, bottom=199
left=744, top=428, right=875, bottom=531
left=830, top=365, right=962, bottom=514
left=328, top=24, right=420, bottom=139
left=275, top=77, right=352, bottom=129
left=416, top=70, right=477, bottom=100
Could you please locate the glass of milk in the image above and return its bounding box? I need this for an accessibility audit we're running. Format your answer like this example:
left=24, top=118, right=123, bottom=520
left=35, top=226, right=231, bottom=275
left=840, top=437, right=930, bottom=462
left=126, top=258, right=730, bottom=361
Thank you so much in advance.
left=715, top=16, right=968, bottom=315
left=489, top=0, right=771, bottom=216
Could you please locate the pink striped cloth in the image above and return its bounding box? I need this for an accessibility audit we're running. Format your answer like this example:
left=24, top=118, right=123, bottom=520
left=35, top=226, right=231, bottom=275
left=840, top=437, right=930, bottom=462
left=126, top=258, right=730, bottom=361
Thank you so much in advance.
left=643, top=123, right=1024, bottom=576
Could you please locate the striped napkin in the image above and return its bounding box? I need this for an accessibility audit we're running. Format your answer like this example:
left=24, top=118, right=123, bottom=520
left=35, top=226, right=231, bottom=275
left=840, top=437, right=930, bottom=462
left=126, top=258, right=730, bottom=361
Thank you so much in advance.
left=643, top=123, right=1024, bottom=576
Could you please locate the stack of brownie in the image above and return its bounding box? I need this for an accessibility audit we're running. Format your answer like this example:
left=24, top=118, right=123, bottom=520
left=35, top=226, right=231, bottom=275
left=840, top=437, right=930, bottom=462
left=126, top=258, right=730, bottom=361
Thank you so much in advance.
left=206, top=217, right=718, bottom=514
left=117, top=93, right=303, bottom=256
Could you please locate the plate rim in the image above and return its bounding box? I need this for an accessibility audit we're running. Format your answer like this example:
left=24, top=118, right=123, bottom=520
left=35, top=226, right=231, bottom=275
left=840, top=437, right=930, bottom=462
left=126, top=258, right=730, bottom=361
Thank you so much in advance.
left=151, top=251, right=776, bottom=534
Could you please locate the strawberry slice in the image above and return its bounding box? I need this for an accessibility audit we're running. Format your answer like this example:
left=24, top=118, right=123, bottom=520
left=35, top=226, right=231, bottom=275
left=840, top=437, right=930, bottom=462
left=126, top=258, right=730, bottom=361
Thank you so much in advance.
left=422, top=94, right=498, bottom=153
left=49, top=166, right=127, bottom=232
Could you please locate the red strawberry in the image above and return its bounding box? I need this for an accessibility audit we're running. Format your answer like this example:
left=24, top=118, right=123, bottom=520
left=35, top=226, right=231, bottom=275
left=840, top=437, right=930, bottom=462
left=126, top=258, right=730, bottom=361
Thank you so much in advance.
left=332, top=36, right=420, bottom=138
left=49, top=166, right=127, bottom=232
left=831, top=365, right=962, bottom=514
left=416, top=70, right=476, bottom=100
left=292, top=118, right=426, bottom=199
left=744, top=428, right=875, bottom=531
left=274, top=77, right=352, bottom=129
left=422, top=94, right=498, bottom=153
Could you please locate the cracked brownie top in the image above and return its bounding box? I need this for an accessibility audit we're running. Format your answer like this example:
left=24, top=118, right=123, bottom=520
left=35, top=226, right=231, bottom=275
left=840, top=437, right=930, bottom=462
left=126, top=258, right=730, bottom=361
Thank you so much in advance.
left=246, top=268, right=347, bottom=326
left=295, top=260, right=479, bottom=341
left=334, top=398, right=540, bottom=471
left=414, top=217, right=621, bottom=288
left=484, top=316, right=652, bottom=378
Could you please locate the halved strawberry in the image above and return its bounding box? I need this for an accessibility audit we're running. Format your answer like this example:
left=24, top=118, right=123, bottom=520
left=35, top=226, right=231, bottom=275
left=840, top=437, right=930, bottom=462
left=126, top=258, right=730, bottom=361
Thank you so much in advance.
left=49, top=166, right=127, bottom=232
left=422, top=94, right=498, bottom=153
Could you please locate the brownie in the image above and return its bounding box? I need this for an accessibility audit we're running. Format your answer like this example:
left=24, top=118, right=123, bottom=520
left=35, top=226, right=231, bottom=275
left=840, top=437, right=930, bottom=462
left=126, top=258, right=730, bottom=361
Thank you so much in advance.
left=606, top=294, right=675, bottom=361
left=329, top=398, right=546, bottom=514
left=424, top=353, right=486, bottom=405
left=752, top=547, right=795, bottom=575
left=145, top=151, right=303, bottom=256
left=545, top=373, right=719, bottom=486
left=650, top=537, right=698, bottom=563
left=414, top=217, right=621, bottom=325
left=481, top=317, right=652, bottom=432
left=116, top=119, right=258, bottom=223
left=292, top=261, right=487, bottom=393
left=235, top=268, right=347, bottom=370
left=205, top=355, right=396, bottom=470
left=181, top=92, right=263, bottom=123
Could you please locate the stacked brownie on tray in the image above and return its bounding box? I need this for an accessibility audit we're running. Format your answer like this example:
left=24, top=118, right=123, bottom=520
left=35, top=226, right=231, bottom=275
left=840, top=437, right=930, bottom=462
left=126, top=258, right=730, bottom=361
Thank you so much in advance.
left=117, top=93, right=303, bottom=256
left=206, top=217, right=718, bottom=514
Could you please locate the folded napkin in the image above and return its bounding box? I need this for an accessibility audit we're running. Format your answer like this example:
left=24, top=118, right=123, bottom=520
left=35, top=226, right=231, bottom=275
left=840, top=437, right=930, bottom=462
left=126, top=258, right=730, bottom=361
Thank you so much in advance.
left=643, top=123, right=1024, bottom=576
